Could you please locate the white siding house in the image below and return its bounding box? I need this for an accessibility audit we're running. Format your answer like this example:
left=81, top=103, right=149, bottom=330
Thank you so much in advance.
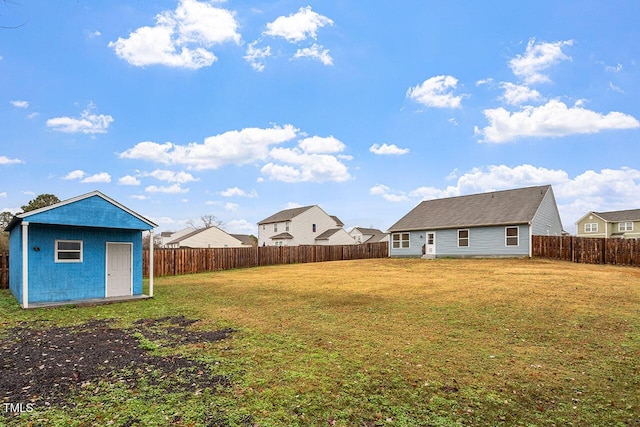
left=349, top=227, right=388, bottom=244
left=258, top=205, right=354, bottom=246
left=165, top=226, right=253, bottom=248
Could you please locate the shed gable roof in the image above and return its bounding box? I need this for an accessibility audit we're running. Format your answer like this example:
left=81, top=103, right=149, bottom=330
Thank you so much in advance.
left=388, top=185, right=551, bottom=232
left=6, top=191, right=156, bottom=231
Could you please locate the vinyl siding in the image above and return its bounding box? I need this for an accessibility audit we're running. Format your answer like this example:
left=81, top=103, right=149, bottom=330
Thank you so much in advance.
left=10, top=224, right=143, bottom=304
left=436, top=225, right=530, bottom=257
left=576, top=215, right=608, bottom=238
left=316, top=229, right=355, bottom=246
left=258, top=206, right=344, bottom=246
left=531, top=188, right=564, bottom=236
left=389, top=231, right=423, bottom=257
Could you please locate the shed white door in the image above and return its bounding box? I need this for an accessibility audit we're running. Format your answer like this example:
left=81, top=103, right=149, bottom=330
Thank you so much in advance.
left=106, top=243, right=132, bottom=297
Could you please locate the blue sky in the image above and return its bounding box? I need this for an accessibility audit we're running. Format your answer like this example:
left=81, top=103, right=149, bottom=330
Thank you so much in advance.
left=1, top=1, right=639, bottom=235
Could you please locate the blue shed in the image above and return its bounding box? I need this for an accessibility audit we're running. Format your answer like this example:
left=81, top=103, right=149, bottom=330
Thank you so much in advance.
left=5, top=191, right=157, bottom=308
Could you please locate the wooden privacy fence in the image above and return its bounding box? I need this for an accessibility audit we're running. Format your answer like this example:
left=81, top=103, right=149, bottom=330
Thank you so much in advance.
left=143, top=242, right=389, bottom=278
left=0, top=251, right=8, bottom=289
left=532, top=235, right=640, bottom=267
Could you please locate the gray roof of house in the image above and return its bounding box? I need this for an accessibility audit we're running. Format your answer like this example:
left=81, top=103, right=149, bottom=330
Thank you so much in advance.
left=166, top=227, right=210, bottom=244
left=230, top=234, right=256, bottom=246
left=593, top=209, right=640, bottom=222
left=364, top=233, right=389, bottom=243
left=353, top=227, right=383, bottom=235
left=271, top=232, right=294, bottom=240
left=388, top=185, right=552, bottom=232
left=258, top=206, right=314, bottom=225
left=315, top=228, right=341, bottom=240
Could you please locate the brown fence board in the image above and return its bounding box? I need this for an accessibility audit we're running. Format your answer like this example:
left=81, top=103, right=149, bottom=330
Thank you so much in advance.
left=0, top=251, right=8, bottom=289
left=143, top=242, right=389, bottom=278
left=533, top=235, right=640, bottom=267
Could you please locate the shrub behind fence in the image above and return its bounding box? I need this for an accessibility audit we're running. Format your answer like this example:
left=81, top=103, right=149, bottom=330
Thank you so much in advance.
left=143, top=242, right=389, bottom=278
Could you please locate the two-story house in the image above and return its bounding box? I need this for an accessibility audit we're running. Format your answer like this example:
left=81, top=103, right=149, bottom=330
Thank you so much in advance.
left=349, top=227, right=389, bottom=244
left=257, top=205, right=354, bottom=246
left=576, top=209, right=640, bottom=239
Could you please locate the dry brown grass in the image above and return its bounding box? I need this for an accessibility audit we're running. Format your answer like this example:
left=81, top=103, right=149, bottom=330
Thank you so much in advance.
left=156, top=257, right=640, bottom=425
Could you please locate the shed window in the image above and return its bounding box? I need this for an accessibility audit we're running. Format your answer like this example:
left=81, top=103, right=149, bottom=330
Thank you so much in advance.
left=584, top=223, right=598, bottom=233
left=505, top=227, right=519, bottom=246
left=458, top=229, right=469, bottom=247
left=619, top=222, right=633, bottom=232
left=392, top=233, right=410, bottom=249
left=55, top=240, right=83, bottom=262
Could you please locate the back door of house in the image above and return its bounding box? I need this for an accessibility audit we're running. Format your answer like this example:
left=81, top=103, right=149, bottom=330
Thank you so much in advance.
left=106, top=243, right=132, bottom=297
left=426, top=232, right=436, bottom=255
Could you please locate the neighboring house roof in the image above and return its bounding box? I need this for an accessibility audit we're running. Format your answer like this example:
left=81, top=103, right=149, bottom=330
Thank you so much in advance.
left=330, top=215, right=344, bottom=227
left=230, top=234, right=256, bottom=246
left=5, top=190, right=157, bottom=232
left=258, top=206, right=314, bottom=225
left=271, top=232, right=294, bottom=240
left=315, top=228, right=342, bottom=240
left=388, top=185, right=552, bottom=232
left=364, top=233, right=389, bottom=243
left=352, top=227, right=383, bottom=235
left=166, top=227, right=210, bottom=245
left=591, top=209, right=640, bottom=222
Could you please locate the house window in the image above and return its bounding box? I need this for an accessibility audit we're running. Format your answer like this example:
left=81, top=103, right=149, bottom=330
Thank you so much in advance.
left=55, top=240, right=83, bottom=263
left=312, top=224, right=317, bottom=233
left=274, top=223, right=278, bottom=232
left=458, top=229, right=469, bottom=247
left=286, top=222, right=290, bottom=232
left=505, top=227, right=519, bottom=246
left=619, top=222, right=633, bottom=232
left=392, top=233, right=410, bottom=249
left=584, top=223, right=598, bottom=233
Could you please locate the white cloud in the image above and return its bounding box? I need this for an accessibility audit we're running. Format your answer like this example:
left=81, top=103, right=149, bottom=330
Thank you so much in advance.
left=11, top=100, right=29, bottom=108
left=145, top=184, right=188, bottom=194
left=369, top=143, right=409, bottom=155
left=261, top=137, right=351, bottom=183
left=264, top=6, right=333, bottom=42
left=118, top=175, right=141, bottom=185
left=47, top=103, right=114, bottom=134
left=0, top=192, right=6, bottom=198
left=477, top=99, right=640, bottom=143
left=244, top=41, right=271, bottom=71
left=224, top=202, right=239, bottom=212
left=605, top=63, right=623, bottom=73
left=109, top=0, right=241, bottom=69
left=81, top=172, right=111, bottom=183
left=499, top=82, right=541, bottom=105
left=225, top=219, right=256, bottom=234
left=369, top=184, right=409, bottom=202
left=509, top=38, right=574, bottom=84
left=62, top=169, right=86, bottom=180
left=292, top=43, right=333, bottom=65
left=406, top=75, right=466, bottom=109
left=120, top=124, right=299, bottom=170
left=219, top=187, right=258, bottom=198
left=131, top=194, right=150, bottom=200
left=144, top=169, right=199, bottom=183
left=298, top=135, right=345, bottom=153
left=0, top=155, right=25, bottom=165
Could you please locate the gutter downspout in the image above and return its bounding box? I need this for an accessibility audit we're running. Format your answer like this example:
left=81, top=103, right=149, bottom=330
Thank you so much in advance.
left=529, top=222, right=533, bottom=258
left=21, top=222, right=29, bottom=309
left=149, top=230, right=154, bottom=298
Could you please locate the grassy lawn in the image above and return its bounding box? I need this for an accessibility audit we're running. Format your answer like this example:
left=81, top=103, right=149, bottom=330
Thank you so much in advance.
left=1, top=258, right=639, bottom=426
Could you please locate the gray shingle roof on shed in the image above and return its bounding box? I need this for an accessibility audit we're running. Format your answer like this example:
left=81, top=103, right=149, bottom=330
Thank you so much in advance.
left=388, top=185, right=551, bottom=232
left=593, top=209, right=640, bottom=222
left=257, top=206, right=314, bottom=225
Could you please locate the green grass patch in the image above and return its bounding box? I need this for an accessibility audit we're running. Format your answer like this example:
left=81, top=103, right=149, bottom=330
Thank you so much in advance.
left=1, top=258, right=639, bottom=425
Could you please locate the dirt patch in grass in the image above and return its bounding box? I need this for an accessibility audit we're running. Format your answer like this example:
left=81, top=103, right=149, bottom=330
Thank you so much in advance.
left=0, top=316, right=234, bottom=410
